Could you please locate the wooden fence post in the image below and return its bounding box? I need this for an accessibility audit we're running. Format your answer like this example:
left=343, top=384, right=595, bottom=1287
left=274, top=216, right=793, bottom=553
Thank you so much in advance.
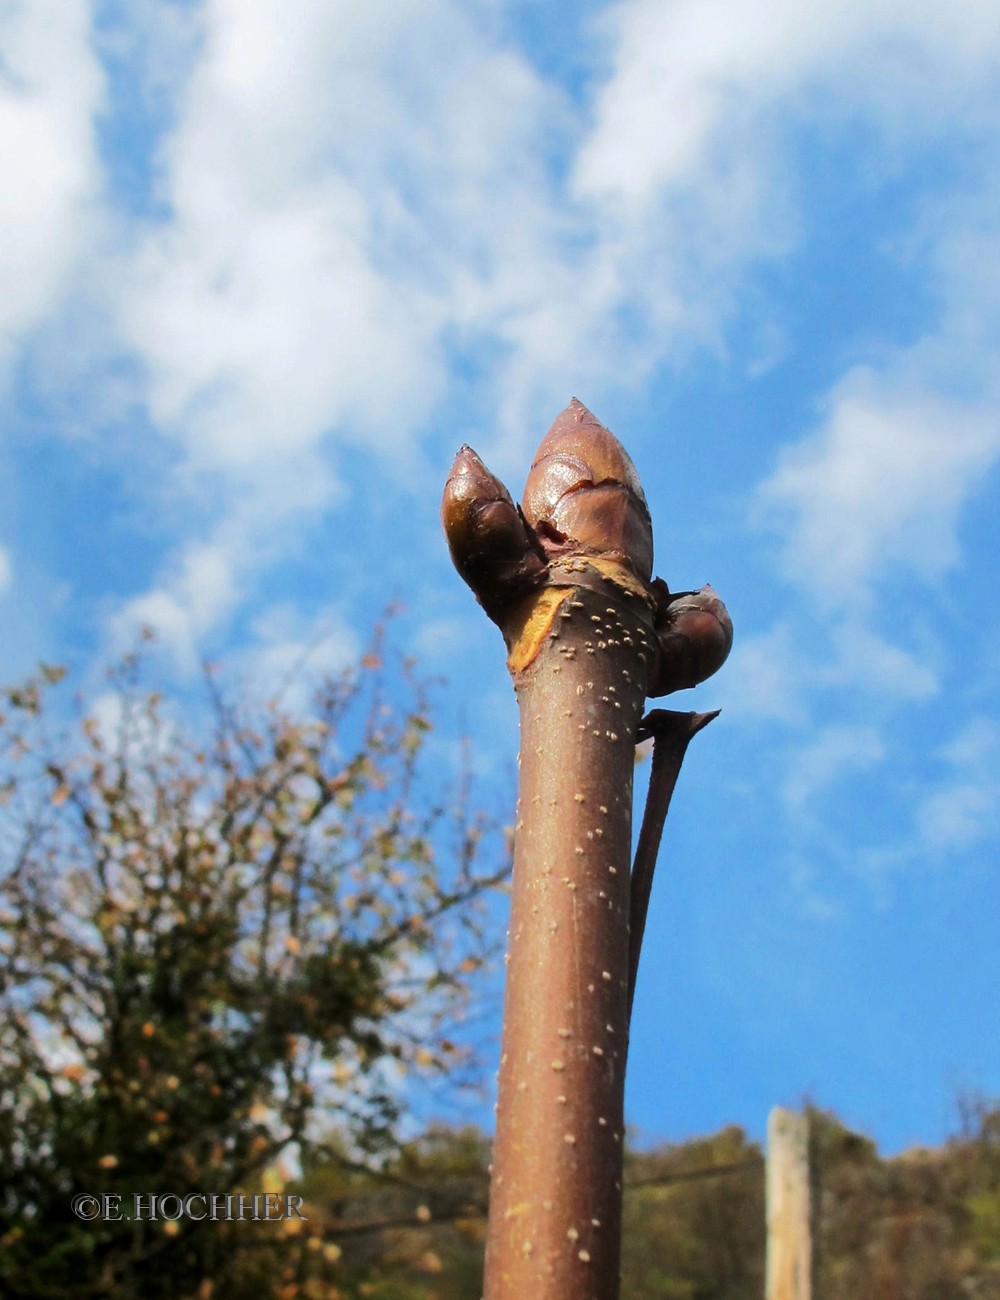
left=766, top=1106, right=812, bottom=1300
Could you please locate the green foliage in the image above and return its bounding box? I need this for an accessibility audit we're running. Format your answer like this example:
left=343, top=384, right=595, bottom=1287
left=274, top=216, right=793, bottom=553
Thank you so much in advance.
left=7, top=645, right=1000, bottom=1299
left=958, top=1102, right=1000, bottom=1264
left=621, top=1125, right=765, bottom=1300
left=809, top=1102, right=1000, bottom=1300
left=268, top=1124, right=767, bottom=1300
left=281, top=1106, right=1000, bottom=1300
left=0, top=640, right=507, bottom=1299
left=287, top=1124, right=490, bottom=1299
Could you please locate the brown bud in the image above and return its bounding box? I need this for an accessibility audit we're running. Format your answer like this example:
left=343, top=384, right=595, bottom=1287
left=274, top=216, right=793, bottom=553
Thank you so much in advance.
left=521, top=398, right=654, bottom=581
left=649, top=584, right=733, bottom=695
left=441, top=445, right=547, bottom=623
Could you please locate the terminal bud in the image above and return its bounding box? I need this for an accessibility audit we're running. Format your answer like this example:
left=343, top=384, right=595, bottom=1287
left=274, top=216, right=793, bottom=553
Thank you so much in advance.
left=521, top=398, right=654, bottom=582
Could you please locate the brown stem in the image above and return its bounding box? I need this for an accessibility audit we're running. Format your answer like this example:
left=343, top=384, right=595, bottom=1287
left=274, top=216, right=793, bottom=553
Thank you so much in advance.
left=442, top=400, right=733, bottom=1300
left=627, top=709, right=719, bottom=1025
left=483, top=581, right=655, bottom=1299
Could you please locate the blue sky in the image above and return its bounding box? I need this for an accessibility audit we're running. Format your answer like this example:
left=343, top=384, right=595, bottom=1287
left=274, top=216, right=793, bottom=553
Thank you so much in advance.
left=2, top=0, right=999, bottom=1156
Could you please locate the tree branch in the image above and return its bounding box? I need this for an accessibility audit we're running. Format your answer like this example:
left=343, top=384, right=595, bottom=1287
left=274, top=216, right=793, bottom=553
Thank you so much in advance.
left=627, top=708, right=719, bottom=1024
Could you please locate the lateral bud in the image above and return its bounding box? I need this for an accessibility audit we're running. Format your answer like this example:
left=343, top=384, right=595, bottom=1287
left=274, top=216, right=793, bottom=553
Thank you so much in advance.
left=441, top=445, right=547, bottom=624
left=521, top=398, right=654, bottom=582
left=649, top=584, right=733, bottom=696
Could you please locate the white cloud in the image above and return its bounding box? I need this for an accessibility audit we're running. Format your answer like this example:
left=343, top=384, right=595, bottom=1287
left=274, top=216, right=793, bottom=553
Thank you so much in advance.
left=97, top=0, right=1000, bottom=484
left=917, top=719, right=1000, bottom=852
left=110, top=539, right=241, bottom=670
left=567, top=0, right=1000, bottom=490
left=825, top=621, right=938, bottom=702
left=575, top=0, right=1000, bottom=209
left=941, top=718, right=999, bottom=768
left=235, top=603, right=360, bottom=712
left=94, top=0, right=590, bottom=666
left=919, top=781, right=997, bottom=854
left=775, top=716, right=1000, bottom=898
left=714, top=609, right=937, bottom=737
left=840, top=717, right=1000, bottom=898
left=555, top=0, right=1000, bottom=906
left=783, top=723, right=885, bottom=811
left=110, top=0, right=570, bottom=471
left=760, top=370, right=1000, bottom=605
left=411, top=616, right=475, bottom=666
left=0, top=546, right=11, bottom=597
left=4, top=0, right=998, bottom=684
left=107, top=440, right=342, bottom=670
left=94, top=0, right=201, bottom=115
left=712, top=622, right=808, bottom=725
left=580, top=0, right=1000, bottom=624
left=0, top=0, right=104, bottom=376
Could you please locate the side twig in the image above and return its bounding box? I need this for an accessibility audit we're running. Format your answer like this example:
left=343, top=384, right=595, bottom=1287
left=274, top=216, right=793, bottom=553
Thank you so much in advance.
left=628, top=708, right=719, bottom=1024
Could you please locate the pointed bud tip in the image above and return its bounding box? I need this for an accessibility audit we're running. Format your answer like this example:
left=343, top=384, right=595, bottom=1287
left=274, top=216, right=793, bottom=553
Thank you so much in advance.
left=442, top=447, right=546, bottom=621
left=543, top=397, right=612, bottom=446
left=447, top=443, right=488, bottom=477
left=522, top=402, right=653, bottom=579
left=443, top=446, right=499, bottom=549
left=565, top=396, right=598, bottom=422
